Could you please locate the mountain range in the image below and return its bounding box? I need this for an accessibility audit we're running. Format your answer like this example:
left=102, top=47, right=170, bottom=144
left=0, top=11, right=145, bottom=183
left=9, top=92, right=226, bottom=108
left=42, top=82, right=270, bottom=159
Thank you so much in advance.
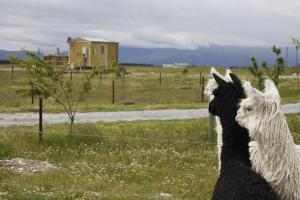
left=0, top=45, right=297, bottom=67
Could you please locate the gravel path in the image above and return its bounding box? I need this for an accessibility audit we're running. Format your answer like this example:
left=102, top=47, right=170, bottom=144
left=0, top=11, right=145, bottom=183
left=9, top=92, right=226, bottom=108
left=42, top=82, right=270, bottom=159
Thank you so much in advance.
left=0, top=103, right=300, bottom=128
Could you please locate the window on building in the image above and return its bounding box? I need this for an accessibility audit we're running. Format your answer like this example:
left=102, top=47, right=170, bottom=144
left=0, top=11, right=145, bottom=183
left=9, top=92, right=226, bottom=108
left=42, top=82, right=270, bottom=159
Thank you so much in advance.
left=101, top=46, right=104, bottom=54
left=82, top=47, right=87, bottom=58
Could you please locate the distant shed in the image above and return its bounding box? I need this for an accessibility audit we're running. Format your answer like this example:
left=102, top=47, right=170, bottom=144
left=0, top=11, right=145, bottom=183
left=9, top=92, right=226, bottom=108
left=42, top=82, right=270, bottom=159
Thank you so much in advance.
left=68, top=37, right=118, bottom=68
left=44, top=55, right=68, bottom=66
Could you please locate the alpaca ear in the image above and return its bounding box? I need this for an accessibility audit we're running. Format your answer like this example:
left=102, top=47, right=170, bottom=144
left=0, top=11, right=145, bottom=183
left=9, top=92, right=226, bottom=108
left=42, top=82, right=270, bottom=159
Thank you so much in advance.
left=243, top=81, right=253, bottom=96
left=229, top=73, right=242, bottom=86
left=225, top=69, right=233, bottom=82
left=264, top=79, right=280, bottom=100
left=211, top=67, right=227, bottom=86
left=243, top=81, right=263, bottom=96
left=210, top=67, right=225, bottom=80
left=212, top=73, right=227, bottom=87
left=210, top=67, right=223, bottom=78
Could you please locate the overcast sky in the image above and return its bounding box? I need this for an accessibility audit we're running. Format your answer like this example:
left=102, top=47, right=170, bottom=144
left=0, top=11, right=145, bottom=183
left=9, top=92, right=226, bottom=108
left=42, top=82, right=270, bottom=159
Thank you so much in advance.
left=1, top=0, right=300, bottom=53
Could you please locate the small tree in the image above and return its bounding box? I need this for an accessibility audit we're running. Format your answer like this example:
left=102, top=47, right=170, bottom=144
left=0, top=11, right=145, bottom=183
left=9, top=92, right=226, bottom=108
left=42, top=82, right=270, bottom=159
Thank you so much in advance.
left=9, top=51, right=97, bottom=133
left=182, top=66, right=189, bottom=76
left=261, top=46, right=285, bottom=86
left=103, top=61, right=125, bottom=96
left=249, top=45, right=285, bottom=87
left=249, top=57, right=265, bottom=90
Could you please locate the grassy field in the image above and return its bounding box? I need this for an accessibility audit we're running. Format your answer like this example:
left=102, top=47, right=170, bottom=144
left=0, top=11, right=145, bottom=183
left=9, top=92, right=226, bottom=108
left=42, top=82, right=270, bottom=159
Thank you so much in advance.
left=1, top=63, right=300, bottom=199
left=0, top=119, right=217, bottom=199
left=0, top=65, right=300, bottom=113
left=1, top=51, right=300, bottom=200
left=0, top=114, right=299, bottom=200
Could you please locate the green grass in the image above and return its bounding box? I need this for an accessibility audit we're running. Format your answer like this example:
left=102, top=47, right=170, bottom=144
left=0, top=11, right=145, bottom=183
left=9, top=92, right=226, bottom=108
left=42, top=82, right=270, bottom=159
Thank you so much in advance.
left=286, top=113, right=300, bottom=143
left=0, top=65, right=300, bottom=113
left=0, top=66, right=211, bottom=113
left=0, top=119, right=217, bottom=199
left=0, top=114, right=299, bottom=200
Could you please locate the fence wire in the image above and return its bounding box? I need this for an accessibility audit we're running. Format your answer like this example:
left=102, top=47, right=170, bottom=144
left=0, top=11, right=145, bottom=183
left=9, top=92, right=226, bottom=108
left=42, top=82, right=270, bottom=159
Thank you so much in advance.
left=43, top=131, right=218, bottom=146
left=0, top=129, right=219, bottom=198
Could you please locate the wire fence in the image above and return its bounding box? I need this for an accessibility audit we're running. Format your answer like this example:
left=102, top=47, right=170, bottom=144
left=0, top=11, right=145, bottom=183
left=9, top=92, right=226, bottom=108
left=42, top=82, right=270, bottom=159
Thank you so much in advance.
left=2, top=68, right=300, bottom=110
left=1, top=70, right=211, bottom=107
left=1, top=125, right=300, bottom=198
left=0, top=130, right=219, bottom=199
left=43, top=131, right=218, bottom=145
left=1, top=69, right=300, bottom=198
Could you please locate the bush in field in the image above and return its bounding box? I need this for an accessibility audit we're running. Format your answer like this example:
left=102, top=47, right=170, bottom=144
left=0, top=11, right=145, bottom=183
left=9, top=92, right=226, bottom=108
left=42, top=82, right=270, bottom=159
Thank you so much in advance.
left=182, top=66, right=189, bottom=76
left=249, top=57, right=265, bottom=90
left=102, top=61, right=125, bottom=93
left=9, top=51, right=97, bottom=133
left=249, top=45, right=285, bottom=88
left=263, top=46, right=285, bottom=86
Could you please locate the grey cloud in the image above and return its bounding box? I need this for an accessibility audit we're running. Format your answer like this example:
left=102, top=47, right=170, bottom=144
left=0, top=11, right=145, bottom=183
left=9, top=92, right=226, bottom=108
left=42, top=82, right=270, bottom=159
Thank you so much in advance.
left=0, top=0, right=300, bottom=53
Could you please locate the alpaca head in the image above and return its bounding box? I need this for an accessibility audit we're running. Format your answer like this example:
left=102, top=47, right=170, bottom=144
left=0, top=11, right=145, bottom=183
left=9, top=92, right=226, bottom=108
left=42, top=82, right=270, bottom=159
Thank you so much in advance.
left=208, top=70, right=245, bottom=119
left=236, top=79, right=281, bottom=138
left=204, top=67, right=232, bottom=101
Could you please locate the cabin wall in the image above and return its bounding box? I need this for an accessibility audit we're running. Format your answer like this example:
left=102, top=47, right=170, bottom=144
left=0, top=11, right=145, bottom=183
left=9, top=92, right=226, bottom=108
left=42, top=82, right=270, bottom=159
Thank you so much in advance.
left=69, top=40, right=118, bottom=68
left=69, top=41, right=90, bottom=67
left=107, top=43, right=118, bottom=66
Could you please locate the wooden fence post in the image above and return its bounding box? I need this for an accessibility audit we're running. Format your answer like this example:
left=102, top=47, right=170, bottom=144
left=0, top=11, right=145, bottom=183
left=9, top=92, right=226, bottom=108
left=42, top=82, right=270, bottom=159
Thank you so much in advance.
left=112, top=79, right=115, bottom=104
left=11, top=64, right=14, bottom=80
left=297, top=73, right=299, bottom=89
left=297, top=73, right=299, bottom=101
left=159, top=72, right=162, bottom=85
left=121, top=72, right=125, bottom=98
left=122, top=71, right=125, bottom=82
left=199, top=72, right=202, bottom=86
left=201, top=76, right=205, bottom=102
left=31, top=84, right=34, bottom=105
left=39, top=96, right=43, bottom=142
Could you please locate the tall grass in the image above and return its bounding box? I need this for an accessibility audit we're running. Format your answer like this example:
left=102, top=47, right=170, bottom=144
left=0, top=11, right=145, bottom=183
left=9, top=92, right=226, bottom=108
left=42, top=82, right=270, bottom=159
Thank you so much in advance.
left=0, top=114, right=299, bottom=199
left=0, top=119, right=218, bottom=199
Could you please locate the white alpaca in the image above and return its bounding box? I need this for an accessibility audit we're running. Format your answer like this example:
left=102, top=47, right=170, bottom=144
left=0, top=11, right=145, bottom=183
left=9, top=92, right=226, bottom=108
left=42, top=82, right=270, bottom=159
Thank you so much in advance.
left=236, top=80, right=300, bottom=200
left=205, top=69, right=300, bottom=173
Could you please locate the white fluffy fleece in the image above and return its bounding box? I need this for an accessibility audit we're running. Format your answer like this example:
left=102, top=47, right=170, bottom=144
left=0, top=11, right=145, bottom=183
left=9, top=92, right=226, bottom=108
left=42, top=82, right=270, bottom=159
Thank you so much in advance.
left=205, top=69, right=300, bottom=174
left=236, top=80, right=300, bottom=200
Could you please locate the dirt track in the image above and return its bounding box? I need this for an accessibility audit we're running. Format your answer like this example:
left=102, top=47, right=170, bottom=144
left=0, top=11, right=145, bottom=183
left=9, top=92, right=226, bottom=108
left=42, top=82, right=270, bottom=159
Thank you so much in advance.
left=0, top=103, right=299, bottom=127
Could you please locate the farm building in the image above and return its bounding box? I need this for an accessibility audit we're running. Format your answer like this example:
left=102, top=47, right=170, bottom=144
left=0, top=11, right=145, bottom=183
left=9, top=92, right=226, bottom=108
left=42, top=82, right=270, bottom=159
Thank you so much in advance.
left=68, top=37, right=119, bottom=68
left=44, top=55, right=68, bottom=66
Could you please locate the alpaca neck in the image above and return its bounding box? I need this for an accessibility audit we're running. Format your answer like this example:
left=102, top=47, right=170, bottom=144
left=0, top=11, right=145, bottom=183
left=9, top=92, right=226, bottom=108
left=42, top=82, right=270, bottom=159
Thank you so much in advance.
left=255, top=112, right=299, bottom=174
left=220, top=115, right=251, bottom=167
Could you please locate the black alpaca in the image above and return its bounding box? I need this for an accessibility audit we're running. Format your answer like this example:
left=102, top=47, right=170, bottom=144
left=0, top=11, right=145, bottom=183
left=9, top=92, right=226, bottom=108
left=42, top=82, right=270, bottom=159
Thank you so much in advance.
left=210, top=72, right=278, bottom=200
